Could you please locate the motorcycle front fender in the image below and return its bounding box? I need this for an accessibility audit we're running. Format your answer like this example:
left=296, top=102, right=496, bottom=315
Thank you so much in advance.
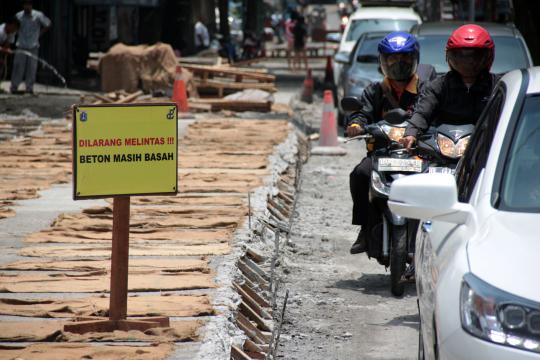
left=383, top=207, right=407, bottom=226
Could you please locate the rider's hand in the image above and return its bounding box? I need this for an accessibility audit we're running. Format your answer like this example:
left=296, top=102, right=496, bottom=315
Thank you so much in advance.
left=346, top=124, right=364, bottom=137
left=400, top=135, right=416, bottom=149
left=0, top=47, right=11, bottom=54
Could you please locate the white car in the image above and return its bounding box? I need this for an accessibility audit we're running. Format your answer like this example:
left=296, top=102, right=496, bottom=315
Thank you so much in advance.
left=333, top=5, right=421, bottom=85
left=389, top=67, right=540, bottom=359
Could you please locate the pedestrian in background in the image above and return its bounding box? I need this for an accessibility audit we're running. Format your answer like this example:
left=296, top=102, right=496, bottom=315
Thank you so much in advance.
left=0, top=17, right=19, bottom=52
left=293, top=16, right=308, bottom=70
left=194, top=17, right=210, bottom=53
left=285, top=11, right=297, bottom=69
left=10, top=0, right=51, bottom=95
left=0, top=17, right=19, bottom=84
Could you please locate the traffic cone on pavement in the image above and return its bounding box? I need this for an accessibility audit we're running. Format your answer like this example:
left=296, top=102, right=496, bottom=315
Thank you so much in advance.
left=311, top=90, right=347, bottom=156
left=301, top=68, right=314, bottom=103
left=319, top=90, right=339, bottom=146
left=172, top=65, right=189, bottom=113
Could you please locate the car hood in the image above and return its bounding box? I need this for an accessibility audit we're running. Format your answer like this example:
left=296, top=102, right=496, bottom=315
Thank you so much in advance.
left=349, top=63, right=383, bottom=83
left=467, top=211, right=540, bottom=302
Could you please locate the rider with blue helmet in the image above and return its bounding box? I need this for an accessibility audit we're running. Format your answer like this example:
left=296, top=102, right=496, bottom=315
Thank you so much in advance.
left=347, top=31, right=434, bottom=255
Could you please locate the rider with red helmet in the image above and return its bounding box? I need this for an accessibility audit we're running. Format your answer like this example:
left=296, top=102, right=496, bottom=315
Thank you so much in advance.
left=401, top=24, right=499, bottom=147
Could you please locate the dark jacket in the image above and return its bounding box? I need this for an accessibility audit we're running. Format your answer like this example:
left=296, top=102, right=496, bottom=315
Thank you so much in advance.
left=404, top=70, right=499, bottom=137
left=348, top=75, right=423, bottom=128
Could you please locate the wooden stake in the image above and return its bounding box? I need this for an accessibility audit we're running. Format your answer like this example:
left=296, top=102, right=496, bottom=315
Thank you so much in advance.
left=109, top=196, right=130, bottom=321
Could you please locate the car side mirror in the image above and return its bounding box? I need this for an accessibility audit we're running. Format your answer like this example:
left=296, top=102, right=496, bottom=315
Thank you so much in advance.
left=334, top=51, right=350, bottom=64
left=383, top=108, right=408, bottom=125
left=388, top=173, right=475, bottom=225
left=340, top=96, right=362, bottom=112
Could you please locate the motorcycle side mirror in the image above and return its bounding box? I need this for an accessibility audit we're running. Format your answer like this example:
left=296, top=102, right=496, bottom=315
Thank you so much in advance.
left=383, top=108, right=408, bottom=125
left=340, top=96, right=362, bottom=112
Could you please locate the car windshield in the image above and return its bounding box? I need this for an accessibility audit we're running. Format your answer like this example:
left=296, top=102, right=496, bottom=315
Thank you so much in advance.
left=500, top=95, right=540, bottom=212
left=416, top=35, right=530, bottom=74
left=346, top=19, right=418, bottom=42
left=356, top=36, right=383, bottom=62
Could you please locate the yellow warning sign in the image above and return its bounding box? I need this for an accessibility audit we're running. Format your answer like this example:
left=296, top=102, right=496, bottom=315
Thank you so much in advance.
left=73, top=103, right=178, bottom=199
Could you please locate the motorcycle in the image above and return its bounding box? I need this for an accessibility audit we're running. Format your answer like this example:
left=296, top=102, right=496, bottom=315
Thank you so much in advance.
left=416, top=124, right=474, bottom=174
left=342, top=97, right=424, bottom=296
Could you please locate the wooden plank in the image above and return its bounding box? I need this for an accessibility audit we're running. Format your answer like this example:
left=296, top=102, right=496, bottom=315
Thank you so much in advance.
left=240, top=282, right=271, bottom=309
left=244, top=339, right=266, bottom=355
left=237, top=312, right=271, bottom=343
left=236, top=313, right=266, bottom=344
left=231, top=345, right=252, bottom=360
left=116, top=90, right=144, bottom=104
left=194, top=79, right=277, bottom=93
left=183, top=64, right=275, bottom=82
left=233, top=282, right=272, bottom=320
left=240, top=301, right=273, bottom=332
left=246, top=248, right=265, bottom=263
left=189, top=99, right=271, bottom=113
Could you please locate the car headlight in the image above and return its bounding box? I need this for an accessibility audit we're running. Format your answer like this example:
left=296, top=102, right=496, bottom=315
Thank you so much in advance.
left=461, top=273, right=540, bottom=354
left=437, top=134, right=470, bottom=159
left=371, top=170, right=390, bottom=196
left=381, top=123, right=407, bottom=142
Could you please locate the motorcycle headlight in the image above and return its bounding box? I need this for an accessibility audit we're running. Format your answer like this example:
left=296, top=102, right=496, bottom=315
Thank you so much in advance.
left=381, top=124, right=406, bottom=142
left=371, top=170, right=390, bottom=196
left=437, top=134, right=471, bottom=159
left=461, top=273, right=540, bottom=354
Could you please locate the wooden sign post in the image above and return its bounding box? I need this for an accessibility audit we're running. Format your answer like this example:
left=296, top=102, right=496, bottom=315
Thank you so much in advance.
left=64, top=103, right=178, bottom=334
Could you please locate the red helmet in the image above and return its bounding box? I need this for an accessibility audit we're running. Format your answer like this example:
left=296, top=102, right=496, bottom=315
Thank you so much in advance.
left=446, top=24, right=495, bottom=75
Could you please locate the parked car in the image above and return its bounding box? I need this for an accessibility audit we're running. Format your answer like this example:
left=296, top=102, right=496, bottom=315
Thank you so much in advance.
left=336, top=31, right=385, bottom=124
left=388, top=67, right=540, bottom=359
left=410, top=22, right=533, bottom=75
left=333, top=5, right=421, bottom=86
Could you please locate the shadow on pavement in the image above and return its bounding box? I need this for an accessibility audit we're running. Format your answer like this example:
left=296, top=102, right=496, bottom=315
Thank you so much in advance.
left=331, top=273, right=417, bottom=298
left=382, top=313, right=420, bottom=331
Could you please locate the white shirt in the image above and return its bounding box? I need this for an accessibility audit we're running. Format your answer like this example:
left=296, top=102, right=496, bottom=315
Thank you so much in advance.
left=16, top=9, right=51, bottom=49
left=194, top=21, right=209, bottom=47
left=0, top=23, right=16, bottom=46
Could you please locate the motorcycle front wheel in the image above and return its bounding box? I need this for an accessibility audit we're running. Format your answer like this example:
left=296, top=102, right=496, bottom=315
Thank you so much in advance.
left=390, top=225, right=407, bottom=296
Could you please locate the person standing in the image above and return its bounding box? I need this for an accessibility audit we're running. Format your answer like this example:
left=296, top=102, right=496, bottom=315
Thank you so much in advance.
left=10, top=0, right=51, bottom=94
left=293, top=16, right=308, bottom=70
left=284, top=10, right=298, bottom=69
left=0, top=17, right=19, bottom=52
left=194, top=17, right=210, bottom=53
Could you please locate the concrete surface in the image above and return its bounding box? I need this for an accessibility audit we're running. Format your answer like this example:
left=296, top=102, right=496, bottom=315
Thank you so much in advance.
left=276, top=138, right=419, bottom=359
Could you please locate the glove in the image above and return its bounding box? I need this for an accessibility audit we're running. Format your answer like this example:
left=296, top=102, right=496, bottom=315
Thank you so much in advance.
left=346, top=123, right=364, bottom=137
left=400, top=135, right=416, bottom=149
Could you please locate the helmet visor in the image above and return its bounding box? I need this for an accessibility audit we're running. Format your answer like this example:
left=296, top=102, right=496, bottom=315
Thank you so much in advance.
left=447, top=48, right=490, bottom=77
left=380, top=52, right=418, bottom=81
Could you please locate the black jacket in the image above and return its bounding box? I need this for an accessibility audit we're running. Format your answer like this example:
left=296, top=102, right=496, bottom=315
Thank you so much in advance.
left=347, top=76, right=422, bottom=128
left=405, top=70, right=499, bottom=137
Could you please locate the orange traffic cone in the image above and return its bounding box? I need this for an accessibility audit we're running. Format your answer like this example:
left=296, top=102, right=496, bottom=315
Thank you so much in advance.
left=172, top=65, right=189, bottom=113
left=319, top=90, right=339, bottom=146
left=311, top=90, right=347, bottom=156
left=301, top=68, right=314, bottom=103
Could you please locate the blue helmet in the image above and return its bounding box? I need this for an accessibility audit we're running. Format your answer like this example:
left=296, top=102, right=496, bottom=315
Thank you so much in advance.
left=378, top=31, right=419, bottom=55
left=378, top=32, right=419, bottom=81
